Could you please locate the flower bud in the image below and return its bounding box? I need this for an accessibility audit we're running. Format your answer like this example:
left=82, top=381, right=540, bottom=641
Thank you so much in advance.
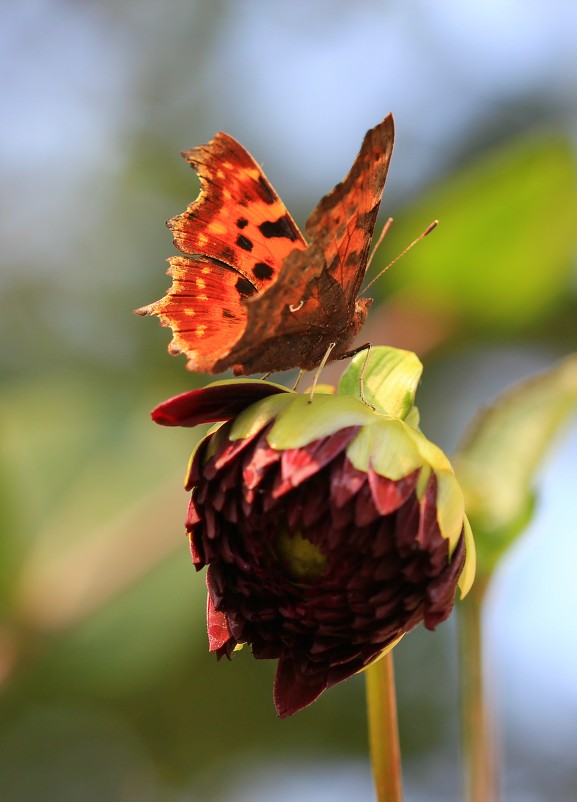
left=153, top=372, right=474, bottom=717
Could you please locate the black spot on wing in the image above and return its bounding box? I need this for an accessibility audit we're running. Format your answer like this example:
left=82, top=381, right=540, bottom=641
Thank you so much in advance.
left=356, top=207, right=379, bottom=231
left=256, top=176, right=277, bottom=205
left=253, top=262, right=275, bottom=281
left=222, top=308, right=238, bottom=319
left=236, top=234, right=253, bottom=251
left=258, top=215, right=299, bottom=241
left=236, top=218, right=249, bottom=229
left=345, top=251, right=360, bottom=267
left=235, top=276, right=258, bottom=297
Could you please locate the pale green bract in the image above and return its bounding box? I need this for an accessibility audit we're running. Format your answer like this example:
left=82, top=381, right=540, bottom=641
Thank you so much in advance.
left=338, top=346, right=423, bottom=418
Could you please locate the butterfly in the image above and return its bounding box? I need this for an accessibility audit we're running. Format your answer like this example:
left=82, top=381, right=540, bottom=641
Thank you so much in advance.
left=136, top=114, right=395, bottom=375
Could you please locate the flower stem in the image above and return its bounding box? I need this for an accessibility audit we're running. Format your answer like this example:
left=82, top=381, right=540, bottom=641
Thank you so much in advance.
left=459, top=576, right=499, bottom=802
left=365, top=652, right=404, bottom=802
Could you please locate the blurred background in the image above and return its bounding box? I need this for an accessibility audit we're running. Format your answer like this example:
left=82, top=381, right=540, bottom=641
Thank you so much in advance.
left=1, top=1, right=577, bottom=800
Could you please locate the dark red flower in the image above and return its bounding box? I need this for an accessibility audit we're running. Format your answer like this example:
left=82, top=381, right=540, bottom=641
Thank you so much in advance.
left=153, top=379, right=475, bottom=717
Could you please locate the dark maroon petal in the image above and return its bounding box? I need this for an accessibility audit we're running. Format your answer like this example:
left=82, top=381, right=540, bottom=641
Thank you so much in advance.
left=242, top=434, right=280, bottom=490
left=274, top=428, right=360, bottom=497
left=214, top=434, right=258, bottom=473
left=372, top=518, right=398, bottom=560
left=206, top=564, right=226, bottom=607
left=354, top=481, right=380, bottom=527
left=330, top=496, right=355, bottom=529
left=273, top=658, right=328, bottom=718
left=368, top=468, right=419, bottom=515
left=395, top=494, right=421, bottom=555
left=301, top=486, right=331, bottom=528
left=206, top=592, right=235, bottom=658
left=185, top=495, right=201, bottom=528
left=424, top=530, right=466, bottom=629
left=188, top=532, right=205, bottom=568
left=330, top=457, right=367, bottom=508
left=186, top=496, right=207, bottom=568
left=185, top=433, right=215, bottom=491
left=203, top=505, right=219, bottom=540
left=152, top=382, right=288, bottom=427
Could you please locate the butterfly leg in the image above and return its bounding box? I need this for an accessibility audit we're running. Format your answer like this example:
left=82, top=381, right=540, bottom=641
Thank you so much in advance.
left=293, top=370, right=305, bottom=391
left=337, top=342, right=374, bottom=408
left=260, top=372, right=272, bottom=380
left=357, top=344, right=374, bottom=409
left=308, top=342, right=336, bottom=403
left=337, top=342, right=371, bottom=361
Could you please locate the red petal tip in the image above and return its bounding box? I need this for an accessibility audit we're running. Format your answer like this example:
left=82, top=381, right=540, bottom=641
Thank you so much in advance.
left=273, top=658, right=327, bottom=718
left=151, top=382, right=288, bottom=427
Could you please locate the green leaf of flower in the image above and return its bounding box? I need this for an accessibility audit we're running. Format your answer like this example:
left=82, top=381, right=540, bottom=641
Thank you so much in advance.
left=229, top=392, right=294, bottom=442
left=347, top=418, right=424, bottom=480
left=458, top=518, right=476, bottom=598
left=267, top=394, right=378, bottom=450
left=454, top=353, right=577, bottom=576
left=338, top=346, right=423, bottom=418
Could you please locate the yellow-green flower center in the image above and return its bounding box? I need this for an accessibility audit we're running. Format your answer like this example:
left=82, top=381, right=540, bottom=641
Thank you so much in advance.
left=274, top=529, right=327, bottom=583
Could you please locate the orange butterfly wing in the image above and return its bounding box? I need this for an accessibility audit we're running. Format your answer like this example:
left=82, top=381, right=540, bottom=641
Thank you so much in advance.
left=135, top=132, right=307, bottom=373
left=137, top=256, right=258, bottom=373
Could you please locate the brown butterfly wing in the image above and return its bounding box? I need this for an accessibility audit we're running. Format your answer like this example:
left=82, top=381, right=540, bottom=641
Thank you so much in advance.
left=215, top=116, right=395, bottom=374
left=135, top=132, right=307, bottom=372
left=304, top=114, right=394, bottom=303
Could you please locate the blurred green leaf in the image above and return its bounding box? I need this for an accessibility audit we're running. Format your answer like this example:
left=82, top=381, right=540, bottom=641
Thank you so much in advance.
left=0, top=705, right=170, bottom=802
left=454, top=353, right=577, bottom=575
left=381, top=133, right=577, bottom=331
left=0, top=374, right=208, bottom=678
left=43, top=551, right=205, bottom=696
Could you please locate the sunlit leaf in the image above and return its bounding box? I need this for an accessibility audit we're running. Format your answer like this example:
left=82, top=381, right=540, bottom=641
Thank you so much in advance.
left=338, top=346, right=423, bottom=418
left=454, top=353, right=577, bottom=575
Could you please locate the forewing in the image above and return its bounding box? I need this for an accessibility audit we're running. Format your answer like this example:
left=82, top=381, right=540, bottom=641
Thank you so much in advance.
left=169, top=132, right=307, bottom=290
left=136, top=131, right=309, bottom=373
left=304, top=114, right=394, bottom=302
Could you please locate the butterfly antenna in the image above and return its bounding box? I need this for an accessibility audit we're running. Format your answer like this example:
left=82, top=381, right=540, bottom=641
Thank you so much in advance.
left=360, top=219, right=438, bottom=297
left=366, top=217, right=394, bottom=273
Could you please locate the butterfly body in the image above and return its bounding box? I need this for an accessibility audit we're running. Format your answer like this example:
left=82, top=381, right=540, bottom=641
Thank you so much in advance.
left=136, top=115, right=394, bottom=375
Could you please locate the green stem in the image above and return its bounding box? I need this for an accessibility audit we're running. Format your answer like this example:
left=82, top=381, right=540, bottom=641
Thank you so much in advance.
left=459, top=576, right=499, bottom=802
left=365, top=651, right=404, bottom=802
